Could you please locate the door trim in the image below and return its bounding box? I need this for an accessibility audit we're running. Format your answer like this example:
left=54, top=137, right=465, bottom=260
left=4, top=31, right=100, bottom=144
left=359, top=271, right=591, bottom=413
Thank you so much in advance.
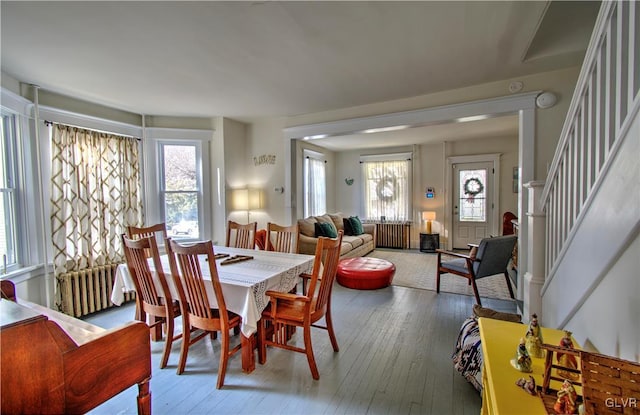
left=445, top=153, right=501, bottom=250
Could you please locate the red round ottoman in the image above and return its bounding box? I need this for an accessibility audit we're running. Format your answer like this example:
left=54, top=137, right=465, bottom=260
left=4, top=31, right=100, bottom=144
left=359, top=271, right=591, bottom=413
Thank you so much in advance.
left=336, top=257, right=396, bottom=290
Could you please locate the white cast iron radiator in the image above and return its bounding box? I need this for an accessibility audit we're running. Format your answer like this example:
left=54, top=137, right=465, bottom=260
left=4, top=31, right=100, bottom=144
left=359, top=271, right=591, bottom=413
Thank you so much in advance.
left=375, top=222, right=411, bottom=249
left=56, top=263, right=134, bottom=317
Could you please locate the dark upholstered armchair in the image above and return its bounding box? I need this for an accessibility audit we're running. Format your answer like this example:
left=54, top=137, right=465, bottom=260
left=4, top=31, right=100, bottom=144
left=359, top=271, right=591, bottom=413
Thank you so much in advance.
left=436, top=235, right=517, bottom=306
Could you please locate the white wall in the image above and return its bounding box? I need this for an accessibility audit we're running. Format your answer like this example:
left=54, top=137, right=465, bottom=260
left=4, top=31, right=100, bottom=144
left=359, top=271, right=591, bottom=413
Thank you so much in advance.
left=245, top=117, right=288, bottom=228
left=564, top=237, right=640, bottom=362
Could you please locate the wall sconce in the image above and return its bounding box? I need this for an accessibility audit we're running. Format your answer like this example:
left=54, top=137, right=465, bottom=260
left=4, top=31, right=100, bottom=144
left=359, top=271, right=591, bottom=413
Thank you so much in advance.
left=422, top=211, right=436, bottom=234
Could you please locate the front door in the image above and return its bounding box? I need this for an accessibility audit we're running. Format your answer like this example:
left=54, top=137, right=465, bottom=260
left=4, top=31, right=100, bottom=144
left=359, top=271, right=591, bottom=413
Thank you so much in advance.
left=452, top=162, right=494, bottom=249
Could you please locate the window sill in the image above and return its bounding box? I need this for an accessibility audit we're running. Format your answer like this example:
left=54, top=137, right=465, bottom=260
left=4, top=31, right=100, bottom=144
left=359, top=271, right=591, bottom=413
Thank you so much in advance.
left=1, top=264, right=50, bottom=284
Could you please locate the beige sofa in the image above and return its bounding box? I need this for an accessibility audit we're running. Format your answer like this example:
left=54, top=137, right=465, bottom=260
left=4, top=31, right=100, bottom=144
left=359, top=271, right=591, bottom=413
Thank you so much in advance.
left=297, top=213, right=376, bottom=258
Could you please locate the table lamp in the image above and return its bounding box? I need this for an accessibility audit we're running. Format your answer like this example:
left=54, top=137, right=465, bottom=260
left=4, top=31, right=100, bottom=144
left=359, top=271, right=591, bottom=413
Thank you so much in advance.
left=422, top=211, right=436, bottom=234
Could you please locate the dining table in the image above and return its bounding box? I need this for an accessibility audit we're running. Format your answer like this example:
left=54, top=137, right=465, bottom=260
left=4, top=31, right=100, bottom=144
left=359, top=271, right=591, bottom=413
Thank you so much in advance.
left=110, top=245, right=315, bottom=373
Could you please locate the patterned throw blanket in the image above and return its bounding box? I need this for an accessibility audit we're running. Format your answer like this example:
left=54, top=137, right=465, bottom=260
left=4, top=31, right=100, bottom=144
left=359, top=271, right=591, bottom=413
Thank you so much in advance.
left=452, top=317, right=483, bottom=392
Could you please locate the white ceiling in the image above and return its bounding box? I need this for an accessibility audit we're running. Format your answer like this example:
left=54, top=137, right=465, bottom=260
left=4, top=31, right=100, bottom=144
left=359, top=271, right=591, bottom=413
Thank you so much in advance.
left=1, top=1, right=599, bottom=149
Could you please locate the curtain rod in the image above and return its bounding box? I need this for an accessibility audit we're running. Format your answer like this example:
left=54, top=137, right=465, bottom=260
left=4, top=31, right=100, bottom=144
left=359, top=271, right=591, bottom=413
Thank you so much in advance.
left=44, top=119, right=141, bottom=140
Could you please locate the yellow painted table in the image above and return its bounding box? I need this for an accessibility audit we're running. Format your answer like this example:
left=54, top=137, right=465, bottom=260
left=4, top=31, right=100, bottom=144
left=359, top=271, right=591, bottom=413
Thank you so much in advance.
left=479, top=317, right=581, bottom=415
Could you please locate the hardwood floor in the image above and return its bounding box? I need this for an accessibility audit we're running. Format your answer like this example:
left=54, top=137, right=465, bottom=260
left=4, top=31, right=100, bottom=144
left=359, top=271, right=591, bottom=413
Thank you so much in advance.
left=86, top=283, right=516, bottom=415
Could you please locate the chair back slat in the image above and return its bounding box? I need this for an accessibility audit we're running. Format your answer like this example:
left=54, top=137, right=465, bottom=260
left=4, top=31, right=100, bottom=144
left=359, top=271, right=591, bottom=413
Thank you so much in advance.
left=307, top=231, right=343, bottom=314
left=127, top=223, right=168, bottom=257
left=226, top=221, right=257, bottom=249
left=167, top=239, right=230, bottom=323
left=474, top=235, right=517, bottom=278
left=266, top=222, right=298, bottom=253
left=122, top=234, right=170, bottom=307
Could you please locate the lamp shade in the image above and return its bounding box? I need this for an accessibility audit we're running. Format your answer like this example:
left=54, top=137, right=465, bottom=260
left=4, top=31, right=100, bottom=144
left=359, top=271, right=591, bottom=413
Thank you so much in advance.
left=232, top=188, right=249, bottom=211
left=248, top=188, right=263, bottom=210
left=422, top=211, right=436, bottom=221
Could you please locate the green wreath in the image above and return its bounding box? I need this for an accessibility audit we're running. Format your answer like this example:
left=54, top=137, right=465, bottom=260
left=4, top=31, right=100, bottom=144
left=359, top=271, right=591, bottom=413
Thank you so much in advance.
left=376, top=176, right=398, bottom=202
left=463, top=177, right=484, bottom=201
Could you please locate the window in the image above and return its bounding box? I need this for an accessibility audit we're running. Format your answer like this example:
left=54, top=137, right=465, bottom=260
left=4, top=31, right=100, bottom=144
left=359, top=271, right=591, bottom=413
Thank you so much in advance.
left=303, top=150, right=326, bottom=217
left=160, top=142, right=202, bottom=239
left=361, top=153, right=412, bottom=221
left=0, top=113, right=18, bottom=269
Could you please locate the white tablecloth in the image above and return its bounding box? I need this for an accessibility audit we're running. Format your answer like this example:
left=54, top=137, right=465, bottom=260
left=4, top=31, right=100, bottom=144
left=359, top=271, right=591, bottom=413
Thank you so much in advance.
left=111, top=246, right=314, bottom=337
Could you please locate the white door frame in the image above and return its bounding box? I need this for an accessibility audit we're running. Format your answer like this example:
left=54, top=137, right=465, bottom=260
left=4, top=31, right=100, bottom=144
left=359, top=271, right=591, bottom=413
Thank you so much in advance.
left=446, top=154, right=501, bottom=250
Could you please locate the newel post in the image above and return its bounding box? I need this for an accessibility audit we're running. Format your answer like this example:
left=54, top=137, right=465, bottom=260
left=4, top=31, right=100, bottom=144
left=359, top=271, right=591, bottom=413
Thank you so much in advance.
left=522, top=181, right=546, bottom=322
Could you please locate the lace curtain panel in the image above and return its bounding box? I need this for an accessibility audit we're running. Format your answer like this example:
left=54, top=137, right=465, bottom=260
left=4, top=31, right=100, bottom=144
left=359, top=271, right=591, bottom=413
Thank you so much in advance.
left=361, top=159, right=410, bottom=221
left=50, top=124, right=143, bottom=275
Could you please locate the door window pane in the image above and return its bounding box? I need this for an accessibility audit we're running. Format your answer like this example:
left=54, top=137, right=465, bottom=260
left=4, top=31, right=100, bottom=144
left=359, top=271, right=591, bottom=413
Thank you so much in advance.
left=459, top=169, right=486, bottom=222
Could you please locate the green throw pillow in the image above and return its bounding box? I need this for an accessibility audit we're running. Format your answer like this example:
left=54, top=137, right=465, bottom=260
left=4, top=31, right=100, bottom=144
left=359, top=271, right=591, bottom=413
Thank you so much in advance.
left=348, top=216, right=364, bottom=235
left=315, top=222, right=338, bottom=238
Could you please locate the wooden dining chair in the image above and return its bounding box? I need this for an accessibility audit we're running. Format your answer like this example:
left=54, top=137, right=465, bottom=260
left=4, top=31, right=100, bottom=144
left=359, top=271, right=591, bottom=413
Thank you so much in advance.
left=225, top=221, right=257, bottom=249
left=127, top=223, right=168, bottom=257
left=165, top=239, right=242, bottom=389
left=121, top=234, right=181, bottom=369
left=265, top=222, right=298, bottom=253
left=258, top=231, right=343, bottom=380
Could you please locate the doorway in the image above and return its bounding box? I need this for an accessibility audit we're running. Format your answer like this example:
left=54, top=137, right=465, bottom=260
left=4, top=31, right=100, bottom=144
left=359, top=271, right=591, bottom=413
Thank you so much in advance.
left=452, top=161, right=494, bottom=249
left=446, top=153, right=501, bottom=250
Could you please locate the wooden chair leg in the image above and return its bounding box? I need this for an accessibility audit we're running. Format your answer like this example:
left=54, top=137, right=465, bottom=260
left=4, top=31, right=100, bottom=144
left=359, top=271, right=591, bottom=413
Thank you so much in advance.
left=160, top=316, right=174, bottom=369
left=176, top=315, right=190, bottom=375
left=303, top=324, right=319, bottom=380
left=436, top=269, right=441, bottom=293
left=504, top=271, right=515, bottom=299
left=325, top=308, right=339, bottom=352
left=470, top=278, right=482, bottom=307
left=150, top=316, right=162, bottom=341
left=216, top=331, right=230, bottom=389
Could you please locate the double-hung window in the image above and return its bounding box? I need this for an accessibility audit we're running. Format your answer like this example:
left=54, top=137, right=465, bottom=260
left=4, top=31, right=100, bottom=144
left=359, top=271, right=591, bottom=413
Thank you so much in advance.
left=159, top=142, right=203, bottom=239
left=361, top=152, right=412, bottom=221
left=303, top=150, right=326, bottom=217
left=0, top=113, right=19, bottom=270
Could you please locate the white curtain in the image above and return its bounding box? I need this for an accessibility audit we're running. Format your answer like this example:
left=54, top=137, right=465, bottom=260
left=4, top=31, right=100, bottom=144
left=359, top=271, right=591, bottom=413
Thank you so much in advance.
left=304, top=155, right=326, bottom=217
left=50, top=124, right=143, bottom=275
left=362, top=157, right=411, bottom=221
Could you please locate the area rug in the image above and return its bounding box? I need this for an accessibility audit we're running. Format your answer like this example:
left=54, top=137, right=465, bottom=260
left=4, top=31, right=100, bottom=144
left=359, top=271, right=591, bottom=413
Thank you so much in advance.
left=366, top=249, right=515, bottom=301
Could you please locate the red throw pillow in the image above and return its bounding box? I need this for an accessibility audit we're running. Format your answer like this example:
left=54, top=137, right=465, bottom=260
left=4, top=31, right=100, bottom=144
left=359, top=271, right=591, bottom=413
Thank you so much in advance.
left=255, top=229, right=266, bottom=250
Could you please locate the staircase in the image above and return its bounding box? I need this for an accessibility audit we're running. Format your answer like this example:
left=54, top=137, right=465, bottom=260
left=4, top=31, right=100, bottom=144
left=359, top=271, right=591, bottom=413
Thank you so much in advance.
left=529, top=1, right=639, bottom=362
